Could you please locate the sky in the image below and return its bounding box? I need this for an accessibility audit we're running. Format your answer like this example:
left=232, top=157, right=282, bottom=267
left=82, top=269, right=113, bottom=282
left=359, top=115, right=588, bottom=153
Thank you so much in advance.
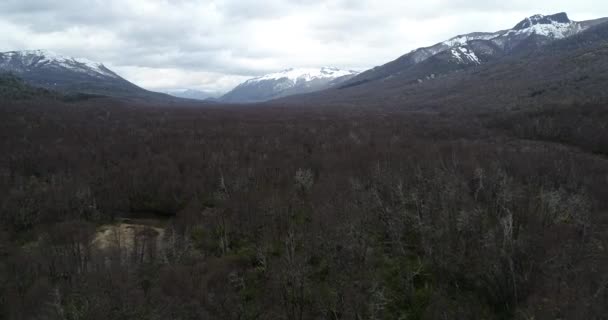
left=1, top=0, right=607, bottom=95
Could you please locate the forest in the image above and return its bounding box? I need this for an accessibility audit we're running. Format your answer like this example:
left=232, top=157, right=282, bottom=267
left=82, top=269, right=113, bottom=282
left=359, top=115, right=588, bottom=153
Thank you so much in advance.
left=1, top=93, right=607, bottom=319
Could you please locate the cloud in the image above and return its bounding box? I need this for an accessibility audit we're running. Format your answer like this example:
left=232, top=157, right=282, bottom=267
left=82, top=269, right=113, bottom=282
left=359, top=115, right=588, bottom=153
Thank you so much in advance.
left=111, top=65, right=250, bottom=93
left=1, top=0, right=607, bottom=93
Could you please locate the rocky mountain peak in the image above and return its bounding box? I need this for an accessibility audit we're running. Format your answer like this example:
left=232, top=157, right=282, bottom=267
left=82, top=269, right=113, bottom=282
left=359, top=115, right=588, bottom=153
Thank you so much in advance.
left=513, top=12, right=571, bottom=30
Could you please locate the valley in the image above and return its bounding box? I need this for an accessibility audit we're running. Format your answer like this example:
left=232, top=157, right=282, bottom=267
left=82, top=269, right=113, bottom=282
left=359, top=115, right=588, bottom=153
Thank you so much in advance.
left=1, top=8, right=608, bottom=320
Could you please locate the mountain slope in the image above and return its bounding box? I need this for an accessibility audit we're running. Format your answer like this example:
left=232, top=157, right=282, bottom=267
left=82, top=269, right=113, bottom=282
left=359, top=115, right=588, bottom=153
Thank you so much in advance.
left=220, top=67, right=359, bottom=103
left=277, top=16, right=608, bottom=112
left=342, top=13, right=597, bottom=89
left=0, top=73, right=58, bottom=100
left=0, top=50, right=174, bottom=101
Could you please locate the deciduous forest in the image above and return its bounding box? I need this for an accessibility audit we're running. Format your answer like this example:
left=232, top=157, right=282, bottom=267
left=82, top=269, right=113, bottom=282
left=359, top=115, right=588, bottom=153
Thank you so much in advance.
left=1, top=95, right=607, bottom=319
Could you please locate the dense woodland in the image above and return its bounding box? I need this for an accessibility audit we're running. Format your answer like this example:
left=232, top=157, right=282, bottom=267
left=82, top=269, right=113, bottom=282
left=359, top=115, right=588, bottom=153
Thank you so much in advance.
left=1, top=84, right=608, bottom=319
left=0, top=74, right=57, bottom=101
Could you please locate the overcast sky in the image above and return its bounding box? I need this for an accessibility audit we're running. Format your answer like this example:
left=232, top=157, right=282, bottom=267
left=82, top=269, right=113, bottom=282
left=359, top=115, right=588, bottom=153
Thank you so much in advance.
left=1, top=0, right=607, bottom=94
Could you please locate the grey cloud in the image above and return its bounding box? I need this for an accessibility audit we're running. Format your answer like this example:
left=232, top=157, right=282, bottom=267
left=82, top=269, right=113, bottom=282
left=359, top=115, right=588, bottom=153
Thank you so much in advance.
left=0, top=1, right=123, bottom=31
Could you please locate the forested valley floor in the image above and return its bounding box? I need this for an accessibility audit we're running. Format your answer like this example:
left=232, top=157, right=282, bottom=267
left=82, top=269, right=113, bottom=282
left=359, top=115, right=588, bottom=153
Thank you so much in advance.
left=1, top=99, right=608, bottom=319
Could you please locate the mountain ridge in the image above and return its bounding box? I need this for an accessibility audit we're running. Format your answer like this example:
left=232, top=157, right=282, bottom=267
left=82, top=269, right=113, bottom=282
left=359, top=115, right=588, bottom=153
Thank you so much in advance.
left=275, top=13, right=608, bottom=111
left=0, top=49, right=182, bottom=102
left=220, top=66, right=359, bottom=103
left=339, top=12, right=597, bottom=89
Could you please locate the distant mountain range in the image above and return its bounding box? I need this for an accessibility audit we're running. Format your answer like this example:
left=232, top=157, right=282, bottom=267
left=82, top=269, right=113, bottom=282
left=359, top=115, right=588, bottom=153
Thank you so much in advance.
left=0, top=50, right=358, bottom=104
left=220, top=67, right=359, bottom=103
left=165, top=89, right=220, bottom=101
left=0, top=50, right=177, bottom=101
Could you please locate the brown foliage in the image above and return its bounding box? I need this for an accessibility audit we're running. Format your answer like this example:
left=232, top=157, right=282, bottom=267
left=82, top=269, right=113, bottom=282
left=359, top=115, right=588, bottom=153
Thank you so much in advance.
left=0, top=98, right=607, bottom=319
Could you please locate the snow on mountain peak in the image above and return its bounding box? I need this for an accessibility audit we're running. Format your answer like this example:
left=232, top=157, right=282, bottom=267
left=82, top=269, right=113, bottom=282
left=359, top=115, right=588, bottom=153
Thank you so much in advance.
left=507, top=20, right=578, bottom=39
left=507, top=13, right=580, bottom=39
left=435, top=12, right=582, bottom=55
left=222, top=67, right=361, bottom=103
left=246, top=67, right=359, bottom=84
left=513, top=13, right=571, bottom=30
left=441, top=13, right=579, bottom=50
left=0, top=49, right=118, bottom=79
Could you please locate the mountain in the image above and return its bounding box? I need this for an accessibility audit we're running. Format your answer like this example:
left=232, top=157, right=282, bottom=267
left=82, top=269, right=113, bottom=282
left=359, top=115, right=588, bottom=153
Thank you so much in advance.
left=220, top=67, right=359, bottom=103
left=165, top=89, right=220, bottom=101
left=277, top=13, right=608, bottom=111
left=341, top=13, right=603, bottom=88
left=0, top=50, right=175, bottom=101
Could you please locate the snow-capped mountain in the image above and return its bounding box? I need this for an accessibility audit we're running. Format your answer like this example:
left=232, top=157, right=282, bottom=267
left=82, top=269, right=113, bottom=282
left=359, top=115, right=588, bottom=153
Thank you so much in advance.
left=165, top=89, right=220, bottom=101
left=0, top=49, right=169, bottom=100
left=221, top=67, right=359, bottom=103
left=247, top=67, right=357, bottom=84
left=344, top=13, right=607, bottom=87
left=0, top=50, right=120, bottom=79
left=510, top=13, right=580, bottom=37
left=279, top=16, right=608, bottom=112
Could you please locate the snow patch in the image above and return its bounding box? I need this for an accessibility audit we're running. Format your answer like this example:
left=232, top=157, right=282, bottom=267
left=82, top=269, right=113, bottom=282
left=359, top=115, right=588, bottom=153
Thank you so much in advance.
left=451, top=47, right=481, bottom=65
left=443, top=33, right=502, bottom=47
left=460, top=47, right=480, bottom=64
left=451, top=49, right=463, bottom=62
